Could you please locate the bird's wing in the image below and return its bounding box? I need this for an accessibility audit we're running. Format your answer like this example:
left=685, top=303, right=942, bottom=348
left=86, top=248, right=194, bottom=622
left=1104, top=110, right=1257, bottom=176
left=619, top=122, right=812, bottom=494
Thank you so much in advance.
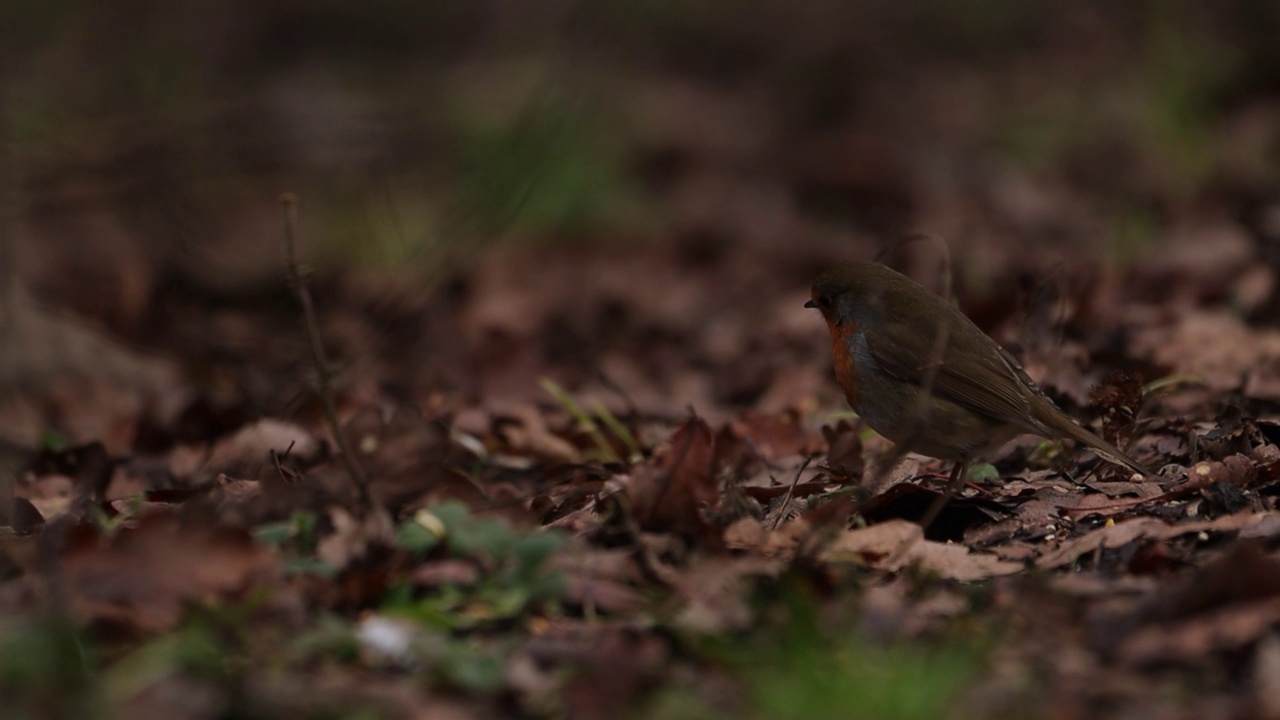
left=863, top=311, right=1038, bottom=430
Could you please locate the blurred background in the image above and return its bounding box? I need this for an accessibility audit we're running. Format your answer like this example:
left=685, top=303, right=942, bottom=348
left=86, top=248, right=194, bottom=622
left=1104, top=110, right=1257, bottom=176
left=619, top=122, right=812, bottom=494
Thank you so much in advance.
left=2, top=0, right=1279, bottom=447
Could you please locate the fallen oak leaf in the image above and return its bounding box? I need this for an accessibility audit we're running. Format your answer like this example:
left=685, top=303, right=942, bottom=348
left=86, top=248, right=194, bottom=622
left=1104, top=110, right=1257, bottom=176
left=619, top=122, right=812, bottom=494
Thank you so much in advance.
left=1038, top=512, right=1280, bottom=569
left=1064, top=491, right=1162, bottom=519
left=59, top=510, right=280, bottom=632
left=1117, top=597, right=1280, bottom=666
left=822, top=518, right=919, bottom=565
left=625, top=416, right=718, bottom=537
left=1035, top=517, right=1182, bottom=570
left=909, top=540, right=1024, bottom=582
left=821, top=519, right=1023, bottom=582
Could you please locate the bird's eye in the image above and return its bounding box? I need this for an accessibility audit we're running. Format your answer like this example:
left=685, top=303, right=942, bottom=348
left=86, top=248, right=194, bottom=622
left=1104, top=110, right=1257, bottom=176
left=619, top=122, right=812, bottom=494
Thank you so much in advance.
left=805, top=294, right=835, bottom=311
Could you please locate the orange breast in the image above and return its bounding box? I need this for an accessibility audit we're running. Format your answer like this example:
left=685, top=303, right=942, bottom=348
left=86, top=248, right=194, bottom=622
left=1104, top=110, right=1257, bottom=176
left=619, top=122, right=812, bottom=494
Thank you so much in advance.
left=829, top=320, right=860, bottom=407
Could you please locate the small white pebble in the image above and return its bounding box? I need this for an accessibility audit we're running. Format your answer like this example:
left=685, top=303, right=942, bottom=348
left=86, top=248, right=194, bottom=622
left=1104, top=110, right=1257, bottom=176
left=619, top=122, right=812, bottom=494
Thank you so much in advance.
left=358, top=615, right=415, bottom=662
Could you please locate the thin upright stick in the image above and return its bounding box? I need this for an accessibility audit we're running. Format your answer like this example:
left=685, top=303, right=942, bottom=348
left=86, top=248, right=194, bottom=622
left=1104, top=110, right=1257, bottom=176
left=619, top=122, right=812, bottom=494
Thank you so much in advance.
left=280, top=193, right=375, bottom=510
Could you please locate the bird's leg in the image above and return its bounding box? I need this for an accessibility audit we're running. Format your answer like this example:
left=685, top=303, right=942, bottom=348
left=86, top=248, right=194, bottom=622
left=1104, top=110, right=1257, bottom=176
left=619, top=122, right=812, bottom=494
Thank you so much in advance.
left=918, top=457, right=969, bottom=531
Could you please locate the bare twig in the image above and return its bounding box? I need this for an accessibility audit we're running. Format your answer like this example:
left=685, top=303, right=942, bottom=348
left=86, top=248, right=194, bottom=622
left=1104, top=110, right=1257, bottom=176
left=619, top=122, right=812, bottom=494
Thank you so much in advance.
left=280, top=193, right=375, bottom=510
left=771, top=455, right=813, bottom=530
left=270, top=441, right=302, bottom=484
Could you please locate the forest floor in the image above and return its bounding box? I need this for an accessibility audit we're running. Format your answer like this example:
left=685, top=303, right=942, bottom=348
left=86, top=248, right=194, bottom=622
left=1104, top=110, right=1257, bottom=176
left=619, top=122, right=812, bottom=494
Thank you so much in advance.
left=4, top=220, right=1280, bottom=720
left=4, top=5, right=1280, bottom=719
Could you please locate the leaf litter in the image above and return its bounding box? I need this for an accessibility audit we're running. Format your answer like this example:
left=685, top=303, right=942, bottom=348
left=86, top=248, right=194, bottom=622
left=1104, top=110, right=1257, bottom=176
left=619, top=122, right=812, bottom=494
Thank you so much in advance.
left=5, top=8, right=1280, bottom=719
left=7, top=239, right=1280, bottom=718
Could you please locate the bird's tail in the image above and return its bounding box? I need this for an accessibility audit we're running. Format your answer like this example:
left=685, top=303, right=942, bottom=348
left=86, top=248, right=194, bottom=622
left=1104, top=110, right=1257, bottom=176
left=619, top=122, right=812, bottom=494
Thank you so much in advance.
left=1050, top=414, right=1152, bottom=478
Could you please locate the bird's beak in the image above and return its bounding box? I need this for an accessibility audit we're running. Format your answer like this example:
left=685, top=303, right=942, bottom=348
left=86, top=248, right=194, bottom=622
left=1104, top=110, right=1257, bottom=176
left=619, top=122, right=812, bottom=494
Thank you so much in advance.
left=803, top=299, right=817, bottom=309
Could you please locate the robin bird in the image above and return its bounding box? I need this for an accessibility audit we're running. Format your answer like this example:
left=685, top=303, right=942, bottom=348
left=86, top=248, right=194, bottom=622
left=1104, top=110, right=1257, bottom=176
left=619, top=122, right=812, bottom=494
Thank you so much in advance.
left=806, top=261, right=1149, bottom=522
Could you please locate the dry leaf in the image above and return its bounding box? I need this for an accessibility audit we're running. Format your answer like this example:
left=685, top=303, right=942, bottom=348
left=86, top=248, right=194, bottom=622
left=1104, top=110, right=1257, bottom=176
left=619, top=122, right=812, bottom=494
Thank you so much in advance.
left=626, top=417, right=718, bottom=536
left=1038, top=513, right=1280, bottom=569
left=822, top=520, right=1023, bottom=581
left=60, top=511, right=278, bottom=631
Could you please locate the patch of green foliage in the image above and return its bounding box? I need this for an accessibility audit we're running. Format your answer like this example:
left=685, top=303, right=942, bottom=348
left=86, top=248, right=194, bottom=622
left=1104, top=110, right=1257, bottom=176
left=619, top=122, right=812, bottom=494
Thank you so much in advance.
left=448, top=92, right=636, bottom=240
left=250, top=502, right=566, bottom=697
left=0, top=618, right=99, bottom=720
left=387, top=500, right=567, bottom=631
left=254, top=510, right=335, bottom=578
left=650, top=583, right=985, bottom=720
left=541, top=377, right=643, bottom=463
